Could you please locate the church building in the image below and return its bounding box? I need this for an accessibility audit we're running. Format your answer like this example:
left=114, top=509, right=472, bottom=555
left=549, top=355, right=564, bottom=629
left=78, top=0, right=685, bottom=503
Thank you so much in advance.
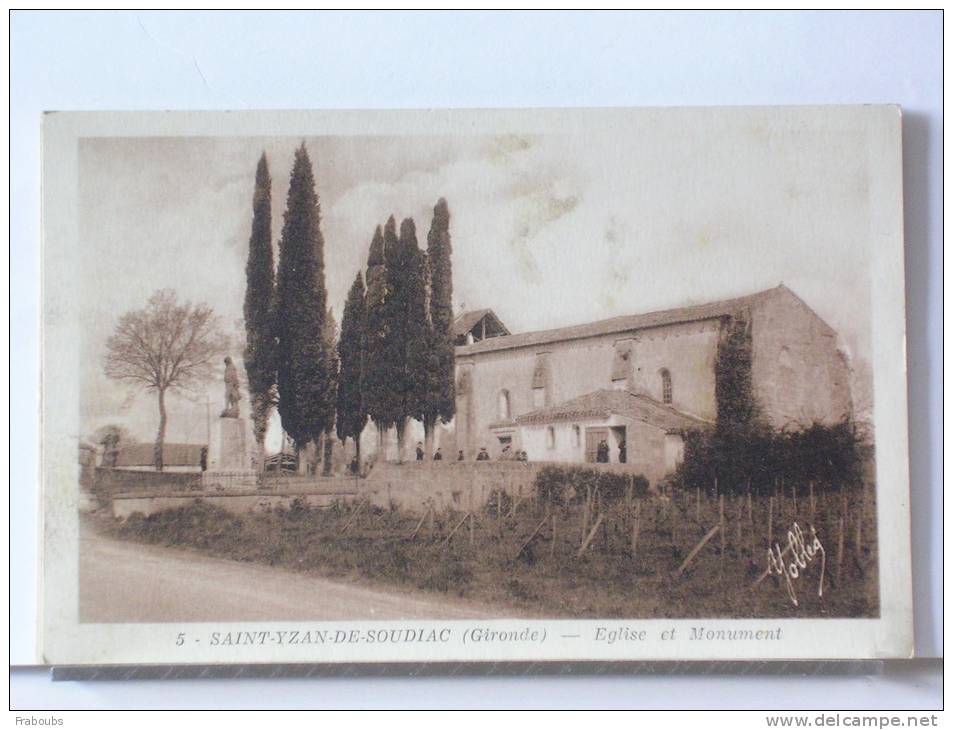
left=453, top=285, right=851, bottom=485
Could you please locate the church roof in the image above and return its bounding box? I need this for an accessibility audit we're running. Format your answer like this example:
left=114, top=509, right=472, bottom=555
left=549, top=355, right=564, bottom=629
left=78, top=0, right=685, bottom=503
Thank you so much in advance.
left=453, top=308, right=510, bottom=339
left=456, top=285, right=787, bottom=356
left=513, top=389, right=711, bottom=433
left=115, top=443, right=206, bottom=467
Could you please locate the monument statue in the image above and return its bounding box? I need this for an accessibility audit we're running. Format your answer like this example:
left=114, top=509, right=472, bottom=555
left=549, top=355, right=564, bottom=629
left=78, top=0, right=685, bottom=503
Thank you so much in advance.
left=221, top=356, right=242, bottom=418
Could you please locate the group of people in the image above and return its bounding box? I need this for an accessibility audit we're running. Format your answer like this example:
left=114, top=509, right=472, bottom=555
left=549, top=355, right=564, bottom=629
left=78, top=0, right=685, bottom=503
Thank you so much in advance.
left=355, top=438, right=626, bottom=469
left=353, top=436, right=626, bottom=470
left=413, top=443, right=529, bottom=462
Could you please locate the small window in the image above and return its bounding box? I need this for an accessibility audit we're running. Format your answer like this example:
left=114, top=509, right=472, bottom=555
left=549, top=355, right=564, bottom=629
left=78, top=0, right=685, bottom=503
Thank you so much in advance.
left=660, top=368, right=672, bottom=405
left=532, top=387, right=545, bottom=407
left=611, top=341, right=633, bottom=382
left=546, top=426, right=556, bottom=449
left=532, top=353, right=550, bottom=406
left=532, top=357, right=547, bottom=388
left=498, top=389, right=511, bottom=420
left=573, top=425, right=581, bottom=447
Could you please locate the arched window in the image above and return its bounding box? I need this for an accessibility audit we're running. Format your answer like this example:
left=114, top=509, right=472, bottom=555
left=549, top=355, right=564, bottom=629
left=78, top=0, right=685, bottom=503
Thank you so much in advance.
left=777, top=347, right=795, bottom=407
left=660, top=368, right=672, bottom=405
left=546, top=426, right=556, bottom=449
left=498, top=389, right=511, bottom=420
left=532, top=353, right=550, bottom=407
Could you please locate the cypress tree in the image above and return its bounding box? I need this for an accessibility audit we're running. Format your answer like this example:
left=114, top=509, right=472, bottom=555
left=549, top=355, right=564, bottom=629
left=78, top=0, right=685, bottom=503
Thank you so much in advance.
left=364, top=223, right=400, bottom=447
left=336, top=272, right=368, bottom=464
left=396, top=217, right=430, bottom=461
left=274, top=143, right=334, bottom=460
left=242, top=153, right=276, bottom=471
left=379, top=216, right=410, bottom=458
left=419, top=198, right=455, bottom=458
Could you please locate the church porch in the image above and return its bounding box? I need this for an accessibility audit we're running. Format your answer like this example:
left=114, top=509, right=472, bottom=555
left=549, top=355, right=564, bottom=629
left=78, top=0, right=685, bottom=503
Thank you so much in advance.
left=510, top=388, right=710, bottom=486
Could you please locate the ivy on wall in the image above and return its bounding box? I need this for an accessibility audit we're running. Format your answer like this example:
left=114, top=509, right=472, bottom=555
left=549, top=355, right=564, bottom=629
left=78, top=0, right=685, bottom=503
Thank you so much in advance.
left=677, top=311, right=864, bottom=494
left=714, top=312, right=762, bottom=435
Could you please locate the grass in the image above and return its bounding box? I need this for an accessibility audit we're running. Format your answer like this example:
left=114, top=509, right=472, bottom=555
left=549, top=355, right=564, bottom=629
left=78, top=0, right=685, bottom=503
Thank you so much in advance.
left=90, top=486, right=879, bottom=619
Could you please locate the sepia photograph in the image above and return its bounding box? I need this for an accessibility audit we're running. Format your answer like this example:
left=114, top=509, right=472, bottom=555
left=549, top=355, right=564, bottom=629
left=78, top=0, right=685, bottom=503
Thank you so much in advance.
left=40, top=106, right=912, bottom=664
left=13, top=7, right=943, bottom=716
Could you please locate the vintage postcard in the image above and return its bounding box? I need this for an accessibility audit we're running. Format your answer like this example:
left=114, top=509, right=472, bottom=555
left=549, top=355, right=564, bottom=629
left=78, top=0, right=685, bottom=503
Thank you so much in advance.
left=39, top=106, right=912, bottom=666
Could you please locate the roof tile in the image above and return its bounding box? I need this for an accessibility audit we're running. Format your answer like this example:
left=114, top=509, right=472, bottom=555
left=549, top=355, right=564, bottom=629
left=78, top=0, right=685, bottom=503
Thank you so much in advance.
left=456, top=286, right=783, bottom=356
left=514, top=389, right=710, bottom=432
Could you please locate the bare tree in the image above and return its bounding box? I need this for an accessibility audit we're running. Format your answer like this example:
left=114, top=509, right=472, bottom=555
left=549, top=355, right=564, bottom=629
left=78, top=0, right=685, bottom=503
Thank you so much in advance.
left=103, top=289, right=228, bottom=471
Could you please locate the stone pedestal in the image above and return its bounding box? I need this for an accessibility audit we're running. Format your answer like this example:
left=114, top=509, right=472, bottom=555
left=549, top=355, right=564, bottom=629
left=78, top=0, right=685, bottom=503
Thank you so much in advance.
left=203, top=416, right=256, bottom=491
left=210, top=416, right=248, bottom=470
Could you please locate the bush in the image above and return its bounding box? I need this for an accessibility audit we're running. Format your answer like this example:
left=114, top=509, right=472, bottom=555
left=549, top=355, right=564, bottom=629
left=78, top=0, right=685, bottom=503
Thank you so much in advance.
left=117, top=500, right=245, bottom=547
left=534, top=465, right=649, bottom=506
left=675, top=419, right=865, bottom=495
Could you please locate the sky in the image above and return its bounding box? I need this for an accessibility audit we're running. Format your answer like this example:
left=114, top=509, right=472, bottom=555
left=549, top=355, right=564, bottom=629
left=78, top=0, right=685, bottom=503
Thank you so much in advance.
left=77, top=114, right=875, bottom=446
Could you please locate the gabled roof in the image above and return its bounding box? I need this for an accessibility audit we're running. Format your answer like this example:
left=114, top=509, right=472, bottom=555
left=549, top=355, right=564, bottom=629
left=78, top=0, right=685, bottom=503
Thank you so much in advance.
left=453, top=308, right=510, bottom=338
left=115, top=443, right=206, bottom=467
left=514, top=389, right=711, bottom=433
left=456, top=285, right=787, bottom=356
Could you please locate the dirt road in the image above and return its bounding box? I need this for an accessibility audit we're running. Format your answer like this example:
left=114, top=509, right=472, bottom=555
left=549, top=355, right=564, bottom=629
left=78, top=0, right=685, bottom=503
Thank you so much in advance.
left=79, top=525, right=504, bottom=623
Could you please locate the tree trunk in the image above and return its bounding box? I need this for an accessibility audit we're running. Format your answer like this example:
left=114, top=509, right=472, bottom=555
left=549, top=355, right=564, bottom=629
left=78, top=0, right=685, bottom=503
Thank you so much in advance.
left=396, top=419, right=407, bottom=463
left=154, top=387, right=167, bottom=472
left=296, top=443, right=307, bottom=475
left=309, top=438, right=320, bottom=475
left=257, top=437, right=267, bottom=474
left=424, top=418, right=435, bottom=461
left=322, top=429, right=333, bottom=476
left=355, top=434, right=362, bottom=467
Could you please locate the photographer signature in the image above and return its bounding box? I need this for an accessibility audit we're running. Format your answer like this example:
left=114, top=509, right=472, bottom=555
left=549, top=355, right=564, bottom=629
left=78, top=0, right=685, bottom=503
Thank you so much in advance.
left=765, top=522, right=826, bottom=607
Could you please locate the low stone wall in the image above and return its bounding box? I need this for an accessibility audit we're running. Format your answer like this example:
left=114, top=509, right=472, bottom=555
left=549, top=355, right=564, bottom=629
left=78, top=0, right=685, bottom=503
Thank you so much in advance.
left=262, top=474, right=367, bottom=495
left=357, top=460, right=647, bottom=512
left=108, top=461, right=650, bottom=518
left=93, top=468, right=202, bottom=503
left=356, top=461, right=540, bottom=512
left=111, top=491, right=357, bottom=519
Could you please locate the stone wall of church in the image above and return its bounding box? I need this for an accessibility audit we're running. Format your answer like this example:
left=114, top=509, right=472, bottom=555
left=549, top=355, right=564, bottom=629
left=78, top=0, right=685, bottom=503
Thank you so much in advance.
left=455, top=320, right=720, bottom=458
left=626, top=320, right=720, bottom=419
left=749, top=288, right=852, bottom=429
left=455, top=288, right=853, bottom=461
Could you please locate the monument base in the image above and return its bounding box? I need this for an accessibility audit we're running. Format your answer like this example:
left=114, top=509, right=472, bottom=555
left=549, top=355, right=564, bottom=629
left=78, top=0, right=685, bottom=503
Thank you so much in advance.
left=210, top=416, right=249, bottom=470
left=203, top=416, right=255, bottom=492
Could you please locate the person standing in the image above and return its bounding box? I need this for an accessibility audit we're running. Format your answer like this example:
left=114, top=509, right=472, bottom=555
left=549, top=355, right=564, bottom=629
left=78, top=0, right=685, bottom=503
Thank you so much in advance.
left=416, top=442, right=424, bottom=461
left=433, top=448, right=443, bottom=461
left=596, top=439, right=610, bottom=463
